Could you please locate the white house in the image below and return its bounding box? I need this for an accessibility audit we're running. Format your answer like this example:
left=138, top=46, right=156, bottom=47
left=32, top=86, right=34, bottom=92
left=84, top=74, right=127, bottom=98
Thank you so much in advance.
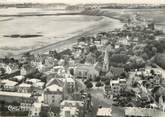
left=44, top=84, right=63, bottom=107
left=65, top=78, right=76, bottom=93
left=29, top=103, right=42, bottom=117
left=13, top=75, right=25, bottom=82
left=96, top=107, right=112, bottom=117
left=60, top=107, right=79, bottom=117
left=110, top=80, right=120, bottom=96
left=60, top=100, right=84, bottom=117
left=17, top=83, right=32, bottom=93
left=2, top=80, right=18, bottom=92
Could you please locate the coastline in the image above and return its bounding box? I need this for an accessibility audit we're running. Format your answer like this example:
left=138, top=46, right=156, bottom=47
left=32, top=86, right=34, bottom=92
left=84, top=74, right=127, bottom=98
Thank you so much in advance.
left=0, top=8, right=126, bottom=58
left=13, top=16, right=122, bottom=58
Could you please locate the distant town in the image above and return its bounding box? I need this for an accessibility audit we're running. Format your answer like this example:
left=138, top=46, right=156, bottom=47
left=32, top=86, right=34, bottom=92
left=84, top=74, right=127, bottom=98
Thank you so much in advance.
left=0, top=4, right=165, bottom=117
left=0, top=3, right=165, bottom=9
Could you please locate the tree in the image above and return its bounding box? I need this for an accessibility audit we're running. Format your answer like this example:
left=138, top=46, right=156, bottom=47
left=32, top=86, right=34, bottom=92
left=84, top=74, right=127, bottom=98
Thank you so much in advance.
left=95, top=82, right=103, bottom=88
left=109, top=54, right=129, bottom=66
left=155, top=53, right=165, bottom=69
left=150, top=69, right=155, bottom=75
left=0, top=68, right=5, bottom=75
left=144, top=39, right=165, bottom=58
left=128, top=55, right=145, bottom=69
left=104, top=79, right=110, bottom=85
left=69, top=68, right=74, bottom=75
left=86, top=82, right=93, bottom=89
left=94, top=76, right=101, bottom=82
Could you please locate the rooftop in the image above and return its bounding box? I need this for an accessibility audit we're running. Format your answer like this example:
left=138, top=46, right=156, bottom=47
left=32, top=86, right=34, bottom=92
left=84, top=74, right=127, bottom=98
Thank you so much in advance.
left=0, top=91, right=32, bottom=98
left=33, top=82, right=45, bottom=88
left=61, top=100, right=84, bottom=107
left=46, top=84, right=63, bottom=92
left=111, top=80, right=119, bottom=84
left=26, top=78, right=41, bottom=84
left=65, top=78, right=75, bottom=83
left=60, top=107, right=79, bottom=116
left=13, top=75, right=25, bottom=81
left=33, top=102, right=42, bottom=109
left=2, top=80, right=18, bottom=86
left=96, top=107, right=112, bottom=117
left=75, top=63, right=94, bottom=70
left=19, top=83, right=31, bottom=88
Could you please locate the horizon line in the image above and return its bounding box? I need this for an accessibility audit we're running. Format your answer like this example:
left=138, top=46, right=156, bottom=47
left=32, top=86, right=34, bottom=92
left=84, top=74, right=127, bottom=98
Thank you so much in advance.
left=0, top=0, right=165, bottom=5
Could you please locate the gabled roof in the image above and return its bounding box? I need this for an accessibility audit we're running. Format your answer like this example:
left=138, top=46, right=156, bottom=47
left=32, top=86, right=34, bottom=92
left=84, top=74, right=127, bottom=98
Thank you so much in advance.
left=46, top=84, right=63, bottom=92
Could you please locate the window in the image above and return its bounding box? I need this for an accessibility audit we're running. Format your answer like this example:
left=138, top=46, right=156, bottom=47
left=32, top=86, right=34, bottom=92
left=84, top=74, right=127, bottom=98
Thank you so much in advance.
left=85, top=72, right=88, bottom=76
left=79, top=72, right=82, bottom=76
left=52, top=100, right=55, bottom=103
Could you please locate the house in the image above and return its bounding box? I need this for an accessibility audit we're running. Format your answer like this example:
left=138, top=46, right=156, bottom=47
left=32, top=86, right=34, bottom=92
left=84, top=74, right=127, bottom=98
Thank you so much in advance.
left=110, top=78, right=127, bottom=96
left=68, top=58, right=75, bottom=67
left=118, top=37, right=130, bottom=46
left=96, top=107, right=112, bottom=117
left=31, top=61, right=45, bottom=72
left=17, top=83, right=32, bottom=93
left=26, top=78, right=41, bottom=84
left=60, top=100, right=84, bottom=117
left=1, top=79, right=18, bottom=92
left=60, top=107, right=79, bottom=117
left=65, top=78, right=76, bottom=93
left=119, top=78, right=127, bottom=89
left=26, top=79, right=44, bottom=94
left=44, top=56, right=57, bottom=67
left=4, top=63, right=19, bottom=74
left=110, top=80, right=120, bottom=96
left=29, top=103, right=42, bottom=117
left=44, top=84, right=63, bottom=107
left=33, top=82, right=45, bottom=89
left=46, top=78, right=64, bottom=88
left=75, top=64, right=99, bottom=80
left=60, top=100, right=84, bottom=110
left=33, top=82, right=45, bottom=95
left=20, top=64, right=36, bottom=76
left=0, top=91, right=34, bottom=111
left=12, top=75, right=25, bottom=82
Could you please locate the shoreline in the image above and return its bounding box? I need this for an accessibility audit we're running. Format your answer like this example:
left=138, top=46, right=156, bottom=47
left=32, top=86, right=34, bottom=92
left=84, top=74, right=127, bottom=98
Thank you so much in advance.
left=0, top=9, right=123, bottom=58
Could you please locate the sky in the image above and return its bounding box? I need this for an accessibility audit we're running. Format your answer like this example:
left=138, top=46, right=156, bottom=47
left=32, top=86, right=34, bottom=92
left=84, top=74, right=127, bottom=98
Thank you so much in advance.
left=0, top=0, right=165, bottom=5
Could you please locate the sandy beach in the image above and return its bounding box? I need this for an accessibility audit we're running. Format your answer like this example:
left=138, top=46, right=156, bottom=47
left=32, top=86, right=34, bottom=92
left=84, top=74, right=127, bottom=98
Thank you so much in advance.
left=0, top=8, right=123, bottom=57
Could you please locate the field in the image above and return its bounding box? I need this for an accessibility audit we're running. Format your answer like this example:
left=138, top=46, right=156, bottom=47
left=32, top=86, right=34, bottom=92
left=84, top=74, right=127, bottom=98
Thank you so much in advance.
left=103, top=8, right=165, bottom=31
